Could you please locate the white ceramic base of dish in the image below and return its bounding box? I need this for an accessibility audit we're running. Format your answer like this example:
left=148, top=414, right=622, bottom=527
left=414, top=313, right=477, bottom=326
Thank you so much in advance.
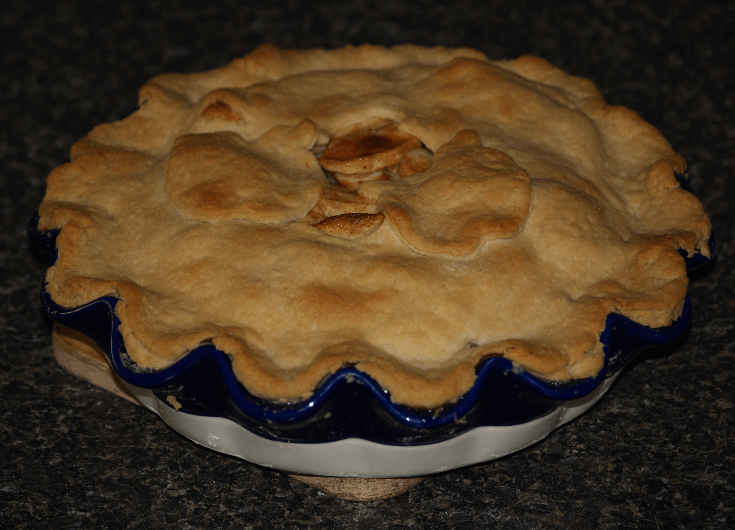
left=52, top=324, right=424, bottom=500
left=52, top=324, right=616, bottom=499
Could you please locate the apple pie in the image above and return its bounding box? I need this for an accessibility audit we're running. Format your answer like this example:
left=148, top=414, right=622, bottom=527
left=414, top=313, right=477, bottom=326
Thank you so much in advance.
left=37, top=45, right=711, bottom=408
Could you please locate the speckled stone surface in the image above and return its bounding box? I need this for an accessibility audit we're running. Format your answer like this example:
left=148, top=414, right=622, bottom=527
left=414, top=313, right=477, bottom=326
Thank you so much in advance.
left=1, top=0, right=733, bottom=528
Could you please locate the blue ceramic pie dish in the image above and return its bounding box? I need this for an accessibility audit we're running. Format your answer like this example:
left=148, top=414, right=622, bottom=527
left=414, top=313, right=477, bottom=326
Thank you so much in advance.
left=31, top=216, right=716, bottom=451
left=32, top=214, right=716, bottom=476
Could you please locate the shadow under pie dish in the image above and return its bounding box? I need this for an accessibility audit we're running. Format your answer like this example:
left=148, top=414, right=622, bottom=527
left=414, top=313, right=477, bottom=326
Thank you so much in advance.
left=35, top=45, right=712, bottom=477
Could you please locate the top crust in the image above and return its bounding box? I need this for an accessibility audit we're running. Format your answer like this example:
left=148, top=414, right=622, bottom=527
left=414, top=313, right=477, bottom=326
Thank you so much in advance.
left=39, top=44, right=711, bottom=408
left=165, top=120, right=324, bottom=224
left=368, top=130, right=531, bottom=257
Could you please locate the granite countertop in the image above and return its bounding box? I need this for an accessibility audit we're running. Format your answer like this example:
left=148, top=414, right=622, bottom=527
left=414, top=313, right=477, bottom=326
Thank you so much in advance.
left=2, top=0, right=733, bottom=528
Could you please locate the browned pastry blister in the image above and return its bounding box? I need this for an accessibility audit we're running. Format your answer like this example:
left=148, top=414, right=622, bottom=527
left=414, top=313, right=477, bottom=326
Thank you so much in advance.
left=38, top=44, right=711, bottom=408
left=313, top=213, right=386, bottom=240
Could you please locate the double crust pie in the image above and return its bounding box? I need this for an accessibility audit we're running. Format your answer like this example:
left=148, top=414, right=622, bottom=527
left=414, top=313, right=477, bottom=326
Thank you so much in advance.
left=38, top=45, right=711, bottom=409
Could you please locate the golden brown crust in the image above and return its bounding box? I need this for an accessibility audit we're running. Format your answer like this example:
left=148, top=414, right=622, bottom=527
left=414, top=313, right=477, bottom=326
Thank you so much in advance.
left=314, top=212, right=386, bottom=240
left=320, top=122, right=423, bottom=175
left=368, top=130, right=532, bottom=257
left=398, top=148, right=433, bottom=177
left=165, top=120, right=323, bottom=224
left=302, top=185, right=378, bottom=224
left=201, top=100, right=242, bottom=122
left=39, top=44, right=711, bottom=408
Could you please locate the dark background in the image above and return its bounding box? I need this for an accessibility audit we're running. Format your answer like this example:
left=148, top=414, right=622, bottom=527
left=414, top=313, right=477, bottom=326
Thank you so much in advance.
left=1, top=1, right=733, bottom=528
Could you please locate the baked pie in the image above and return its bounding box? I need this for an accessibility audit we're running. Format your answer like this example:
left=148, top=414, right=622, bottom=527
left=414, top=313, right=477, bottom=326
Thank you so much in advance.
left=38, top=44, right=711, bottom=409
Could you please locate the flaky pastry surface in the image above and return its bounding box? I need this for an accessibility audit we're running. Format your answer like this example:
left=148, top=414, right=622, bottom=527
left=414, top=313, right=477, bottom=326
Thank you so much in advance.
left=39, top=44, right=711, bottom=408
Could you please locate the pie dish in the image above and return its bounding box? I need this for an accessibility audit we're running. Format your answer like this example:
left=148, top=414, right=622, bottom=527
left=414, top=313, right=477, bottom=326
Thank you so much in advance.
left=33, top=240, right=712, bottom=476
left=37, top=44, right=712, bottom=415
